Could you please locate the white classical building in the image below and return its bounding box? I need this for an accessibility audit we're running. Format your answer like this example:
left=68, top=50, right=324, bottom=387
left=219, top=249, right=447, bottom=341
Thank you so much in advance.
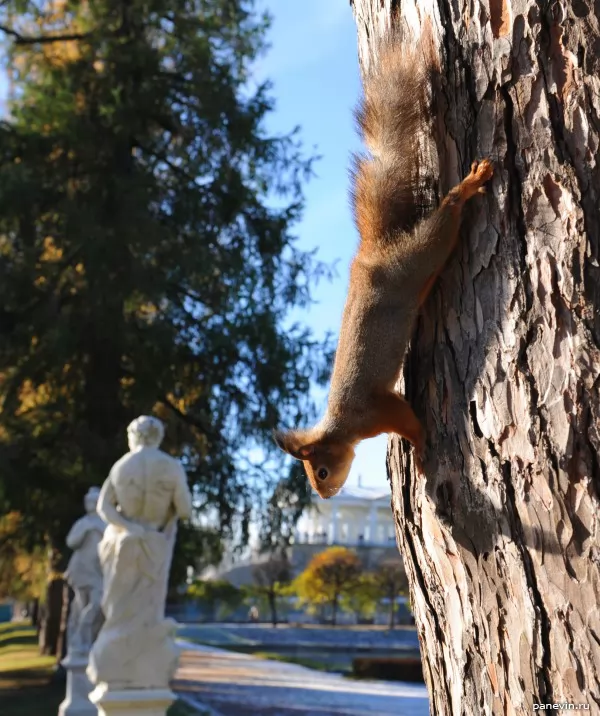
left=198, top=482, right=399, bottom=588
left=294, top=483, right=396, bottom=547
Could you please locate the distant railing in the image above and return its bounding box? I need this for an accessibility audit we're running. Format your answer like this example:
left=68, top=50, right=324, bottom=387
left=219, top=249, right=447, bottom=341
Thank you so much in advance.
left=293, top=533, right=398, bottom=548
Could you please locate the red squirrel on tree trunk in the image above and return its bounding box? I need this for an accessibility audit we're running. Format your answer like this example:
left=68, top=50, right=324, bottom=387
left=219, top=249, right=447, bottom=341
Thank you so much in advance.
left=274, top=26, right=494, bottom=499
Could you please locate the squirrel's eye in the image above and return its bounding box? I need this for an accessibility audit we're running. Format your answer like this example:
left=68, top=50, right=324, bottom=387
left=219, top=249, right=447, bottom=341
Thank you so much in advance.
left=317, top=468, right=328, bottom=480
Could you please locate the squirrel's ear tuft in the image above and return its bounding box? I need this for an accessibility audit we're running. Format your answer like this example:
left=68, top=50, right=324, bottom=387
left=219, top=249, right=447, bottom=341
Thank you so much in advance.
left=272, top=429, right=289, bottom=452
left=272, top=429, right=314, bottom=461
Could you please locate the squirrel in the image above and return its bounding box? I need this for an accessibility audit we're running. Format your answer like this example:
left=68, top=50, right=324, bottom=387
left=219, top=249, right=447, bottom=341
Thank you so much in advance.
left=273, top=27, right=494, bottom=499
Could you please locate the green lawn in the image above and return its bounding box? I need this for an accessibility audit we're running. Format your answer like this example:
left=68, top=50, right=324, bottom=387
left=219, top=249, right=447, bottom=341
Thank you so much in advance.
left=170, top=702, right=205, bottom=716
left=0, top=621, right=203, bottom=716
left=0, top=622, right=62, bottom=715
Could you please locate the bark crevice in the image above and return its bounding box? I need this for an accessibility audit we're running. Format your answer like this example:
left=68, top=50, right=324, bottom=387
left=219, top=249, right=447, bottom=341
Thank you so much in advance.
left=500, top=83, right=531, bottom=312
left=501, top=459, right=553, bottom=701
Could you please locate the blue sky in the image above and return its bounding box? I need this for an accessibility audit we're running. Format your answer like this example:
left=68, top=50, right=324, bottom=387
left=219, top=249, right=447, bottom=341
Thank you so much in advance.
left=256, top=0, right=389, bottom=490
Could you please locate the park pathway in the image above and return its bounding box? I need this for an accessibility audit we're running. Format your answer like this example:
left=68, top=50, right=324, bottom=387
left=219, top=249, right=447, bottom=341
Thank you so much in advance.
left=173, top=641, right=429, bottom=716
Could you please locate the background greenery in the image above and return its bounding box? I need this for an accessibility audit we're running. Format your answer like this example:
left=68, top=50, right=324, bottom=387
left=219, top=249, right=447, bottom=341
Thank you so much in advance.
left=0, top=0, right=332, bottom=606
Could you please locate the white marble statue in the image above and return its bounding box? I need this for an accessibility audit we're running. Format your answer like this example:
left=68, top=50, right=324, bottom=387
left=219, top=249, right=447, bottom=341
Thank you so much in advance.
left=87, top=416, right=193, bottom=697
left=64, top=487, right=106, bottom=657
left=59, top=487, right=106, bottom=716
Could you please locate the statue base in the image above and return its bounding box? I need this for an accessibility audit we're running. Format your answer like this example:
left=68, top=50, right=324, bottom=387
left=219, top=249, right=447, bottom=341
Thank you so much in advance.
left=87, top=619, right=180, bottom=691
left=58, top=654, right=96, bottom=716
left=89, top=685, right=176, bottom=716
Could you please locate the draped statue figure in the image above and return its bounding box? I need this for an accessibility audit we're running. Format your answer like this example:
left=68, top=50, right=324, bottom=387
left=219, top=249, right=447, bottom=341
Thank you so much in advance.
left=64, top=487, right=106, bottom=657
left=87, top=416, right=193, bottom=694
left=59, top=488, right=106, bottom=716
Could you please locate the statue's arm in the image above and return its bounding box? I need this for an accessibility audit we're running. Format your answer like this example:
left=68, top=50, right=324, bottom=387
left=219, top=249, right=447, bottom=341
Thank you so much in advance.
left=65, top=518, right=87, bottom=550
left=173, top=463, right=193, bottom=520
left=97, top=474, right=145, bottom=535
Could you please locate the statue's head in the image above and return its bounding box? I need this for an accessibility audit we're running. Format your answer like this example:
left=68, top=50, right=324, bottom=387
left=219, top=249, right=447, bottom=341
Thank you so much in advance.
left=127, top=415, right=165, bottom=451
left=84, top=487, right=101, bottom=514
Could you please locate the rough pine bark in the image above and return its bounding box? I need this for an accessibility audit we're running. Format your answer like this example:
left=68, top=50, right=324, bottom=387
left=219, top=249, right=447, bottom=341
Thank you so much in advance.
left=350, top=1, right=600, bottom=714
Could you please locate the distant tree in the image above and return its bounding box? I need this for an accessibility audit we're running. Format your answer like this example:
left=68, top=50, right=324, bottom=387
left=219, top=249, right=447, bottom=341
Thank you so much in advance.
left=0, top=0, right=330, bottom=651
left=246, top=554, right=291, bottom=626
left=294, top=547, right=362, bottom=626
left=339, top=572, right=379, bottom=623
left=373, top=559, right=408, bottom=629
left=188, top=579, right=243, bottom=621
left=0, top=512, right=46, bottom=602
left=168, top=523, right=223, bottom=601
left=259, top=462, right=312, bottom=551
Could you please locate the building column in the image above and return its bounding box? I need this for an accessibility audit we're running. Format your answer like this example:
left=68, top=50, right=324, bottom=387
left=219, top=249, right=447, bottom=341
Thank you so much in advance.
left=308, top=512, right=317, bottom=543
left=369, top=504, right=378, bottom=544
left=352, top=512, right=362, bottom=544
left=319, top=523, right=327, bottom=543
left=347, top=515, right=356, bottom=545
left=331, top=505, right=339, bottom=544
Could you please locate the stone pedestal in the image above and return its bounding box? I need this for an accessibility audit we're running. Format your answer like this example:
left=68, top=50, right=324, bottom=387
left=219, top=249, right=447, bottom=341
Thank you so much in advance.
left=58, top=654, right=96, bottom=716
left=89, top=685, right=176, bottom=716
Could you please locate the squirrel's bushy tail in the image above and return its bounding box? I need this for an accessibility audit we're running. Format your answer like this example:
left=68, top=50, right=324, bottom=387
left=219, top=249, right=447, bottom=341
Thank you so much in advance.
left=351, top=27, right=439, bottom=246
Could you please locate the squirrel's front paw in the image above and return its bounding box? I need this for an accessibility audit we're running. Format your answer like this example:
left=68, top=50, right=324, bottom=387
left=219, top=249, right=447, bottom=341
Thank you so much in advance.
left=458, top=158, right=494, bottom=200
left=470, top=158, right=494, bottom=190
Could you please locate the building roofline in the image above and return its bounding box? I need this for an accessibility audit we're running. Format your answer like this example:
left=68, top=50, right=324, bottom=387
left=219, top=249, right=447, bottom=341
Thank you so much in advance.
left=309, top=484, right=390, bottom=503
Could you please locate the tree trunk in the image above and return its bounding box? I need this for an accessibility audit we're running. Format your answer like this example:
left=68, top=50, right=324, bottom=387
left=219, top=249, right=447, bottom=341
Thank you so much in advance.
left=332, top=594, right=338, bottom=626
left=351, top=1, right=599, bottom=714
left=30, top=599, right=40, bottom=633
left=268, top=591, right=278, bottom=627
left=39, top=577, right=65, bottom=656
left=56, top=582, right=73, bottom=664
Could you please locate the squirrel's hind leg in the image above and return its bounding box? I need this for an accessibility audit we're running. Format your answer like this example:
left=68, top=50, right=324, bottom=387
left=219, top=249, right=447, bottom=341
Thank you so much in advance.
left=367, top=392, right=425, bottom=458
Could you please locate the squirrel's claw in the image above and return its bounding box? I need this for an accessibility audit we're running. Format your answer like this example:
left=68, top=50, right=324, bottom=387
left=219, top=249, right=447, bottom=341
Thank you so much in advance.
left=458, top=158, right=494, bottom=201
left=473, top=158, right=494, bottom=184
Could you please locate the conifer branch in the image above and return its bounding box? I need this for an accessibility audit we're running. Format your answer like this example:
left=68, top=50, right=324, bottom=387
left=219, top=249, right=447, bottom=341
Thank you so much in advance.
left=0, top=25, right=91, bottom=45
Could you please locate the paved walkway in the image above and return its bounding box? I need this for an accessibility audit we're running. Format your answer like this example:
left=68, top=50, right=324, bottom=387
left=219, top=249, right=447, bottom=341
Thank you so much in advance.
left=174, top=641, right=429, bottom=716
left=177, top=623, right=421, bottom=651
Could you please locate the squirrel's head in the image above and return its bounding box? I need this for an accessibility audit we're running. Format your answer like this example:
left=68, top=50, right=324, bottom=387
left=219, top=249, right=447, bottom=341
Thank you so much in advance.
left=273, top=429, right=355, bottom=499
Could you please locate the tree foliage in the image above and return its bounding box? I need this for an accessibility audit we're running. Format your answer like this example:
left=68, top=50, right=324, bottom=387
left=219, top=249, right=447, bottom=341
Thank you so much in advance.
left=339, top=572, right=379, bottom=622
left=187, top=578, right=243, bottom=620
left=259, top=461, right=312, bottom=551
left=0, top=512, right=47, bottom=601
left=294, top=547, right=362, bottom=625
left=0, top=0, right=330, bottom=560
left=372, top=558, right=407, bottom=628
left=245, top=553, right=291, bottom=626
left=168, top=522, right=223, bottom=598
